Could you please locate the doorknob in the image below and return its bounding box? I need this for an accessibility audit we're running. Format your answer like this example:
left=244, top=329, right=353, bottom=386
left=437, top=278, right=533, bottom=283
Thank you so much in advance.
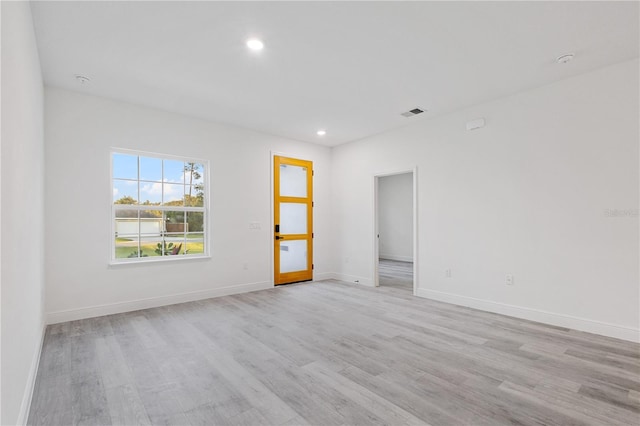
left=275, top=235, right=285, bottom=240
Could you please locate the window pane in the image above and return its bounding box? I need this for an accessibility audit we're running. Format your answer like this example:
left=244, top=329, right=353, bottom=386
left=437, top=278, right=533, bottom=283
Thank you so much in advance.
left=113, top=179, right=138, bottom=204
left=186, top=211, right=204, bottom=232
left=115, top=209, right=138, bottom=218
left=139, top=181, right=162, bottom=204
left=139, top=211, right=163, bottom=235
left=140, top=235, right=162, bottom=257
left=113, top=153, right=138, bottom=179
left=185, top=186, right=204, bottom=206
left=140, top=200, right=161, bottom=210
left=140, top=209, right=162, bottom=219
left=165, top=210, right=186, bottom=233
left=163, top=183, right=184, bottom=205
left=280, top=164, right=307, bottom=197
left=184, top=163, right=204, bottom=185
left=115, top=235, right=139, bottom=259
left=115, top=209, right=138, bottom=229
left=152, top=237, right=183, bottom=256
left=163, top=159, right=185, bottom=183
left=139, top=156, right=162, bottom=182
left=140, top=209, right=164, bottom=256
left=115, top=209, right=138, bottom=259
left=186, top=237, right=204, bottom=255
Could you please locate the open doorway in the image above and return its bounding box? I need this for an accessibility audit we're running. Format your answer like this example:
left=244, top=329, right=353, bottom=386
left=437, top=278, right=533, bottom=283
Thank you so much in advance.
left=374, top=170, right=416, bottom=294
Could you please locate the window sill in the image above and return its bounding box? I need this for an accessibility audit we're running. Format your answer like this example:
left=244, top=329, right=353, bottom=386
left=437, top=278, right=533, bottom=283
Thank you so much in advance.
left=109, top=254, right=211, bottom=267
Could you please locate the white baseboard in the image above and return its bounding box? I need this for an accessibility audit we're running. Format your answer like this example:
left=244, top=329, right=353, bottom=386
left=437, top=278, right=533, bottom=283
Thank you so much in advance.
left=331, top=273, right=374, bottom=287
left=46, top=281, right=273, bottom=324
left=417, top=288, right=640, bottom=343
left=379, top=254, right=413, bottom=262
left=17, top=322, right=46, bottom=425
left=314, top=272, right=337, bottom=281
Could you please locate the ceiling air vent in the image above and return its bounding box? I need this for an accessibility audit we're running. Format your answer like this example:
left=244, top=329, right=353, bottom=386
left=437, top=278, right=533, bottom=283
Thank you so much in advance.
left=401, top=108, right=425, bottom=118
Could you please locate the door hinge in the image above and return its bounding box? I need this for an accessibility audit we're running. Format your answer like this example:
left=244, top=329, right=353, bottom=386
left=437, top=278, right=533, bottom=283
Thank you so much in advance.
left=312, top=170, right=314, bottom=176
left=312, top=264, right=314, bottom=270
left=312, top=232, right=314, bottom=238
left=312, top=201, right=314, bottom=207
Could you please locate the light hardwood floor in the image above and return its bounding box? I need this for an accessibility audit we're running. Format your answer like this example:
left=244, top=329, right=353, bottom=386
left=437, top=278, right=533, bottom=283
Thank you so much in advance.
left=378, top=259, right=413, bottom=292
left=29, top=280, right=640, bottom=425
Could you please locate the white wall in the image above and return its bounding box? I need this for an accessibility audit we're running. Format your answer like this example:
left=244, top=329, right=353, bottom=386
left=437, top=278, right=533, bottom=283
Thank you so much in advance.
left=378, top=173, right=413, bottom=262
left=331, top=59, right=640, bottom=342
left=44, top=88, right=332, bottom=322
left=1, top=2, right=46, bottom=424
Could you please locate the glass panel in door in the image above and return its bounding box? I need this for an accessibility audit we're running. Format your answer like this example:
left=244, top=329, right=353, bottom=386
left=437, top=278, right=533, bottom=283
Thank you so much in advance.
left=279, top=203, right=307, bottom=235
left=279, top=240, right=308, bottom=273
left=279, top=164, right=308, bottom=197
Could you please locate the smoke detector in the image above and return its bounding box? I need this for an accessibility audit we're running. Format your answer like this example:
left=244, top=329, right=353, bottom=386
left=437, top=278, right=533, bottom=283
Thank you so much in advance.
left=556, top=53, right=574, bottom=64
left=401, top=107, right=425, bottom=118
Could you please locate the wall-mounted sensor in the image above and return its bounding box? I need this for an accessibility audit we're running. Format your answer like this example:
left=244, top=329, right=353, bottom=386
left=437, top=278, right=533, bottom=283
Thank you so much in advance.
left=466, top=118, right=486, bottom=131
left=401, top=108, right=425, bottom=118
left=556, top=53, right=575, bottom=64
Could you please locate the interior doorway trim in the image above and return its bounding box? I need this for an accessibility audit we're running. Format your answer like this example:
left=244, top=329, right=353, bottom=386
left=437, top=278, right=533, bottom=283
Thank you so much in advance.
left=373, top=167, right=418, bottom=296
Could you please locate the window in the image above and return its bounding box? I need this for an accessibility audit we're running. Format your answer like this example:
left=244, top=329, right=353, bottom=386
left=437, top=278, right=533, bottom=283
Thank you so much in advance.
left=111, top=150, right=208, bottom=263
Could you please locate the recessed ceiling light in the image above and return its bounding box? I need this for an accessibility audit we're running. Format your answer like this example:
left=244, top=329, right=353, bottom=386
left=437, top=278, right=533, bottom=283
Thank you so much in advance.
left=316, top=130, right=326, bottom=136
left=556, top=53, right=575, bottom=64
left=246, top=38, right=264, bottom=51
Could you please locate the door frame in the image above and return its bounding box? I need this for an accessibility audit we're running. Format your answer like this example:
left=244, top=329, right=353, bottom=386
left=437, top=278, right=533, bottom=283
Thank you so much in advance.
left=373, top=167, right=418, bottom=296
left=270, top=151, right=314, bottom=286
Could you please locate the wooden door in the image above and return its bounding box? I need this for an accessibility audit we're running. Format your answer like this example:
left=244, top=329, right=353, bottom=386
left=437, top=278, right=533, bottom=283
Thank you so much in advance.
left=274, top=156, right=313, bottom=285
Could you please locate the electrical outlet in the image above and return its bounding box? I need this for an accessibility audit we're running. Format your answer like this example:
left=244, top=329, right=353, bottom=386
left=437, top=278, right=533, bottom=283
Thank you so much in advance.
left=446, top=269, right=452, bottom=278
left=249, top=222, right=261, bottom=230
left=506, top=274, right=514, bottom=285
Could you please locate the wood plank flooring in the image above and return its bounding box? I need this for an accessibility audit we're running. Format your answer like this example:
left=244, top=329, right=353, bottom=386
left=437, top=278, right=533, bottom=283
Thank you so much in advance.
left=379, top=259, right=413, bottom=292
left=29, top=280, right=640, bottom=425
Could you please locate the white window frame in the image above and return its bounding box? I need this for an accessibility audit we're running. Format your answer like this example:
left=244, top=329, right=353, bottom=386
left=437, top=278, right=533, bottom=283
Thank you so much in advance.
left=110, top=148, right=210, bottom=265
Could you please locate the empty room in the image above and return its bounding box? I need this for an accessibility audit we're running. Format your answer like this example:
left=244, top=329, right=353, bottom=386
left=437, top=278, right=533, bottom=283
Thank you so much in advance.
left=2, top=1, right=639, bottom=425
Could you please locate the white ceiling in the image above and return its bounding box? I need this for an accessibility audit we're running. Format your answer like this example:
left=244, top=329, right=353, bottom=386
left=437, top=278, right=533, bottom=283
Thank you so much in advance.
left=31, top=1, right=639, bottom=146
